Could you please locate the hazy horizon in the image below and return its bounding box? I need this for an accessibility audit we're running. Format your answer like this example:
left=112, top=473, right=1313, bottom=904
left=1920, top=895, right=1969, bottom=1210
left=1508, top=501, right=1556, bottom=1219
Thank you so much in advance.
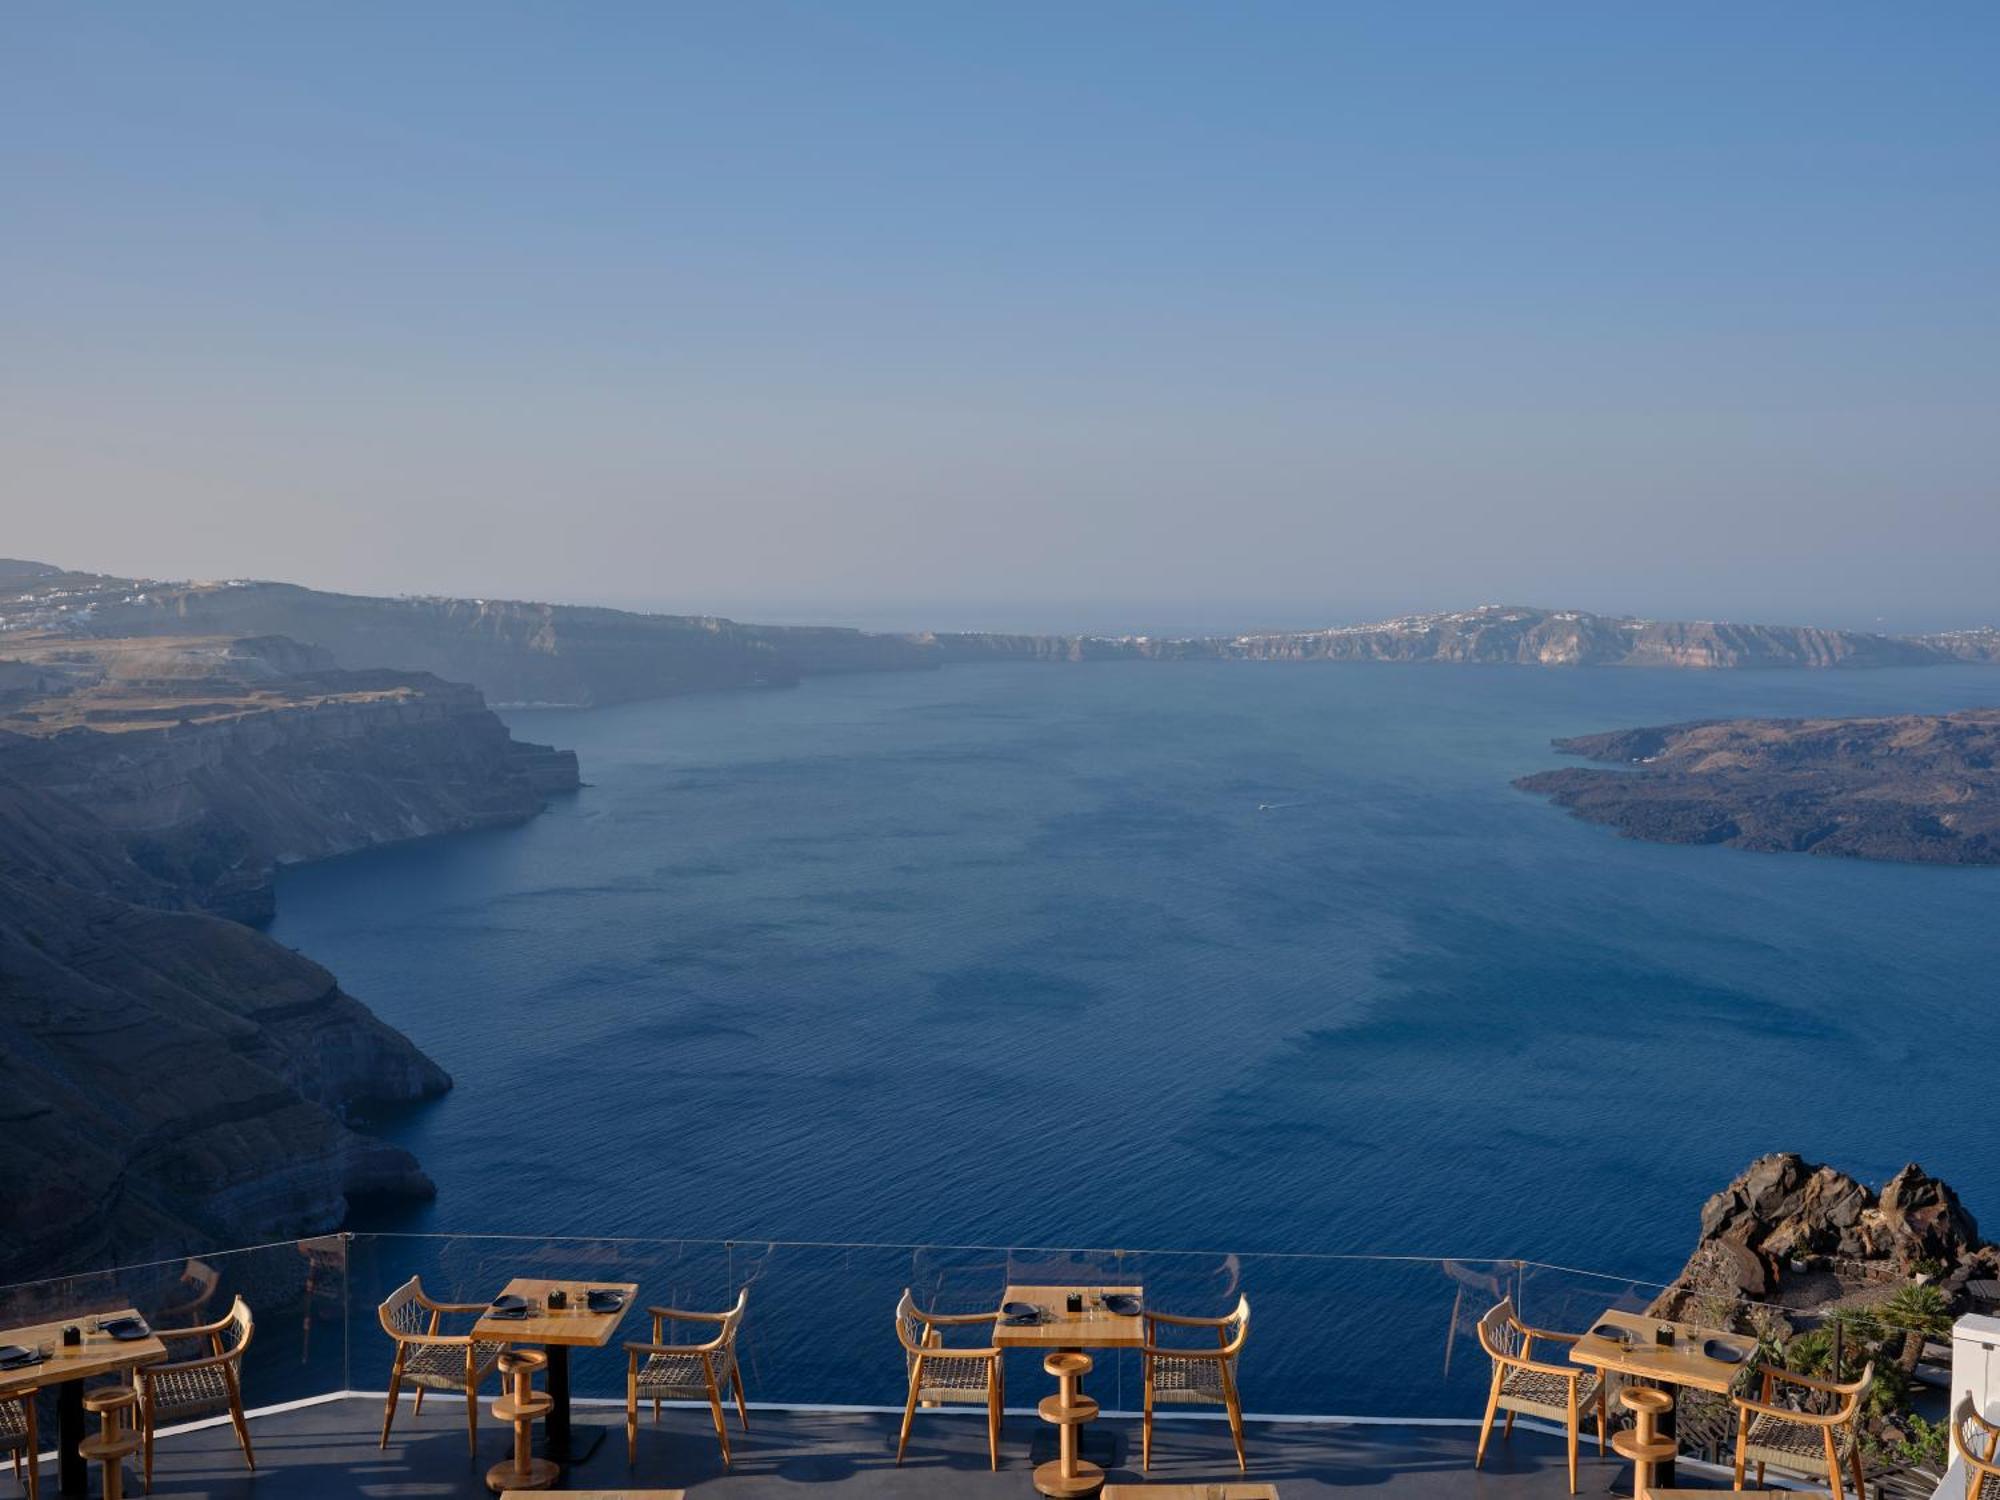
left=7, top=3, right=1998, bottom=631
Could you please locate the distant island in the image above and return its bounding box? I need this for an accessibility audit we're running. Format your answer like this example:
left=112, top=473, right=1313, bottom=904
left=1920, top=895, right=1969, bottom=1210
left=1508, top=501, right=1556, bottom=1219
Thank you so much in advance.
left=5, top=559, right=1997, bottom=712
left=1517, top=710, right=2000, bottom=864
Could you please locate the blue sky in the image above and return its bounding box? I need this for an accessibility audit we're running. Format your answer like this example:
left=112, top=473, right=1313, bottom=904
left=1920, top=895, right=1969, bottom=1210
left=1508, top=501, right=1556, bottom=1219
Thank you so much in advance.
left=4, top=3, right=1996, bottom=632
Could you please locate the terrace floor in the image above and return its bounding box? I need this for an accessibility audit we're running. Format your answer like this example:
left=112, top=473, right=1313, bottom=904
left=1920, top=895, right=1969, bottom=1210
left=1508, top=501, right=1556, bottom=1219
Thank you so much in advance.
left=64, top=1394, right=1725, bottom=1498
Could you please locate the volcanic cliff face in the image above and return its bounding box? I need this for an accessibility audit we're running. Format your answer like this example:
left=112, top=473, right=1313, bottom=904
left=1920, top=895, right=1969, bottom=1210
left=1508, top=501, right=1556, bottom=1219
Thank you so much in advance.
left=5, top=566, right=1993, bottom=715
left=0, top=634, right=578, bottom=1281
left=0, top=567, right=935, bottom=705
left=1515, top=709, right=2000, bottom=864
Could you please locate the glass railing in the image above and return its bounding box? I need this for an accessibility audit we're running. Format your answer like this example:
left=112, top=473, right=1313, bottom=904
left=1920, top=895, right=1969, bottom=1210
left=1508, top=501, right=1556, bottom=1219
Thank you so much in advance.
left=3, top=1233, right=1731, bottom=1423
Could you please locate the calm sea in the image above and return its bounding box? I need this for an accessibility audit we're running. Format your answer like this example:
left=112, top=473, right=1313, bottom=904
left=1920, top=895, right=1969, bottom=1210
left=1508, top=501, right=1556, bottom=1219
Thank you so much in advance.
left=273, top=660, right=2000, bottom=1371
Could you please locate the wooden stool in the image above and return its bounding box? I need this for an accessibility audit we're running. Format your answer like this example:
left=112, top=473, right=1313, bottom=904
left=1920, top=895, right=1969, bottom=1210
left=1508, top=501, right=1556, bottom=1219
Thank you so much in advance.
left=1035, top=1352, right=1102, bottom=1499
left=79, top=1388, right=140, bottom=1500
left=486, top=1351, right=559, bottom=1493
left=1614, top=1387, right=1677, bottom=1500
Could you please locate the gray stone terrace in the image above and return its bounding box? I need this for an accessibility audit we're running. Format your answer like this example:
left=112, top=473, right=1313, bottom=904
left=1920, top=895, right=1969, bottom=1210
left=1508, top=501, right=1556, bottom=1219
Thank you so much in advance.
left=92, top=1394, right=1709, bottom=1498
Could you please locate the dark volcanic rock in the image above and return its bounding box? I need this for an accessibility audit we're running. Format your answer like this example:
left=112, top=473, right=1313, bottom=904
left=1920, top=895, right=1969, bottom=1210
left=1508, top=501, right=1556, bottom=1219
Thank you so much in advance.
left=1653, top=1153, right=1990, bottom=1317
left=1515, top=709, right=2000, bottom=864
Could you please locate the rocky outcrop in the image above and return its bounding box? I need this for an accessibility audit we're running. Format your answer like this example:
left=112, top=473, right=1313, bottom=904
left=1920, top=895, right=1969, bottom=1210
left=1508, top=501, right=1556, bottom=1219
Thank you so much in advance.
left=1653, top=1154, right=1991, bottom=1315
left=1516, top=709, right=2000, bottom=865
left=0, top=637, right=578, bottom=1281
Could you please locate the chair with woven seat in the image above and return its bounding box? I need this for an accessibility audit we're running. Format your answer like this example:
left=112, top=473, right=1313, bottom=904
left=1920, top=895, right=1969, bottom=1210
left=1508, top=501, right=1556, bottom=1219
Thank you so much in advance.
left=2, top=1393, right=38, bottom=1500
left=134, top=1294, right=256, bottom=1488
left=623, top=1286, right=749, bottom=1467
left=1730, top=1359, right=1872, bottom=1500
left=377, top=1276, right=505, bottom=1456
left=892, top=1288, right=1005, bottom=1470
left=1474, top=1298, right=1607, bottom=1494
left=1139, top=1293, right=1251, bottom=1472
left=1953, top=1397, right=2000, bottom=1500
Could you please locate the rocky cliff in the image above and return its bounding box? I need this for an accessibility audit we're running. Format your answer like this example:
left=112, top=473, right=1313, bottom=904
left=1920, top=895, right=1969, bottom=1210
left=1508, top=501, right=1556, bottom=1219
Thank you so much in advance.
left=1516, top=709, right=2000, bottom=864
left=0, top=635, right=578, bottom=1281
left=6, top=566, right=1994, bottom=714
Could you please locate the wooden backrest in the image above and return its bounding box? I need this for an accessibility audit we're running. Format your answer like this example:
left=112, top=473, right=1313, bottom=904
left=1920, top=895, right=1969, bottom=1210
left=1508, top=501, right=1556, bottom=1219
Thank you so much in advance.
left=1220, top=1294, right=1251, bottom=1363
left=893, top=1288, right=925, bottom=1359
left=719, top=1286, right=749, bottom=1349
left=222, top=1295, right=254, bottom=1365
left=1956, top=1396, right=2000, bottom=1472
left=1476, top=1298, right=1525, bottom=1364
left=378, top=1275, right=427, bottom=1340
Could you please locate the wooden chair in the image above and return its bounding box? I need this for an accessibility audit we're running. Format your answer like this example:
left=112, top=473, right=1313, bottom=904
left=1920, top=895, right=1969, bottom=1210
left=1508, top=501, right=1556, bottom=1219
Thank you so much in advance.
left=1473, top=1297, right=1607, bottom=1494
left=623, top=1286, right=750, bottom=1466
left=1730, top=1359, right=1873, bottom=1500
left=134, top=1294, right=256, bottom=1488
left=1952, top=1396, right=2000, bottom=1500
left=1, top=1393, right=37, bottom=1500
left=1139, top=1294, right=1251, bottom=1472
left=376, top=1275, right=505, bottom=1456
left=893, top=1288, right=1005, bottom=1470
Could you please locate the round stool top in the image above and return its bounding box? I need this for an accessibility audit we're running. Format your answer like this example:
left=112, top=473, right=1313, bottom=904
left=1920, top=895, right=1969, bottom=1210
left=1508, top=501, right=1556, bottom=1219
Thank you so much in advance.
left=1620, top=1386, right=1674, bottom=1415
left=1043, top=1351, right=1093, bottom=1378
left=83, top=1386, right=137, bottom=1415
left=499, top=1349, right=548, bottom=1375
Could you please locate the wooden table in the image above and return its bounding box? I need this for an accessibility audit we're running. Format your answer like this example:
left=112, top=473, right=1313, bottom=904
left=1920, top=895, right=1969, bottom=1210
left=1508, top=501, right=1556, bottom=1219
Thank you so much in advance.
left=996, top=1285, right=1145, bottom=1488
left=0, top=1309, right=166, bottom=1497
left=992, top=1285, right=1147, bottom=1351
left=1569, top=1308, right=1751, bottom=1490
left=472, top=1278, right=638, bottom=1465
left=1102, top=1487, right=1278, bottom=1499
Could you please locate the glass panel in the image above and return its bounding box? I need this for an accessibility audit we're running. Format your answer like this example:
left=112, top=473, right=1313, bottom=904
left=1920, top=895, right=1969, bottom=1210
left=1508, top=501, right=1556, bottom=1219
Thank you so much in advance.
left=0, top=1234, right=350, bottom=1417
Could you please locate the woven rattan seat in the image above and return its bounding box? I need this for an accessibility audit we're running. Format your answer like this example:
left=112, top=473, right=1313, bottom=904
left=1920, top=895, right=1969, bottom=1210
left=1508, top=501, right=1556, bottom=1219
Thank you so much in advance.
left=1957, top=1399, right=2000, bottom=1500
left=635, top=1345, right=738, bottom=1396
left=1, top=1393, right=35, bottom=1500
left=401, top=1339, right=505, bottom=1387
left=1503, top=1364, right=1603, bottom=1413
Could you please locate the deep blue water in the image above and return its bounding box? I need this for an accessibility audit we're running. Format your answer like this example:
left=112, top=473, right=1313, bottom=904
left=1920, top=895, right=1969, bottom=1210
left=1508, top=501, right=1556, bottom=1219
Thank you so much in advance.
left=274, top=661, right=2000, bottom=1287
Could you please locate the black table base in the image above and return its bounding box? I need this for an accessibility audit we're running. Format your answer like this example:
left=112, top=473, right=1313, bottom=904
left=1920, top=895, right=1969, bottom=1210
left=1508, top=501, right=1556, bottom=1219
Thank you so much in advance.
left=58, top=1377, right=86, bottom=1497
left=532, top=1343, right=607, bottom=1464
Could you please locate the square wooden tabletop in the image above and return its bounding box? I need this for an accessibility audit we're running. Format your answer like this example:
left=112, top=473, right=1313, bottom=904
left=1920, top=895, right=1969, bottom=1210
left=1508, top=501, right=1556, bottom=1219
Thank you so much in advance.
left=471, top=1277, right=640, bottom=1347
left=0, top=1307, right=167, bottom=1396
left=993, top=1284, right=1146, bottom=1350
left=1102, top=1485, right=1278, bottom=1499
left=1568, top=1307, right=1753, bottom=1395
